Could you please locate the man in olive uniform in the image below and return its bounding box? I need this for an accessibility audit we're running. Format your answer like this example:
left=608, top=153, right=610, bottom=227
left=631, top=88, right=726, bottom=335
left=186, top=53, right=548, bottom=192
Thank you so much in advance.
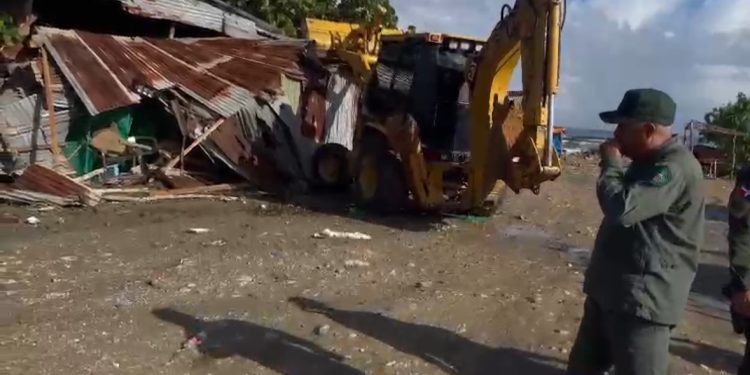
left=566, top=88, right=706, bottom=375
left=724, top=166, right=750, bottom=375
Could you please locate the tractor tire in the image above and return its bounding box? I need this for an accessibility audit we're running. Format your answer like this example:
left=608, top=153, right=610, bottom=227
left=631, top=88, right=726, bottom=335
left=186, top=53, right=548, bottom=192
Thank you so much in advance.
left=354, top=149, right=409, bottom=215
left=312, top=143, right=351, bottom=190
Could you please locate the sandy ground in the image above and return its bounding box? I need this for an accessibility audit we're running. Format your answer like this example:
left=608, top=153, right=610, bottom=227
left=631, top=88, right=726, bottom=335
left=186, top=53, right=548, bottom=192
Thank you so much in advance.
left=0, top=155, right=744, bottom=375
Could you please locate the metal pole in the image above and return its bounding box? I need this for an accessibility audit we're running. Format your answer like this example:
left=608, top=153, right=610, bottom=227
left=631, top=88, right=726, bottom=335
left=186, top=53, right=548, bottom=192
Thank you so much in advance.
left=546, top=94, right=555, bottom=166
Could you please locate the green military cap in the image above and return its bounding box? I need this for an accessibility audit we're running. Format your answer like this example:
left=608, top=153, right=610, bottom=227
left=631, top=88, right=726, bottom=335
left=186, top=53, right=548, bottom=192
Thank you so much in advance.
left=599, top=88, right=677, bottom=125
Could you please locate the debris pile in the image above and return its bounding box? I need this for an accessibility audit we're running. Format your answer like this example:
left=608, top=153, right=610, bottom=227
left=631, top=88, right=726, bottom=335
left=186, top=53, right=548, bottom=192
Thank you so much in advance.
left=1, top=0, right=362, bottom=207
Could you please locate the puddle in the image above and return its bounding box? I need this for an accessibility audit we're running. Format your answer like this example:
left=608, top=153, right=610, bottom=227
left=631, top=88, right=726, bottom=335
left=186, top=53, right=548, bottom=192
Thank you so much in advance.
left=560, top=246, right=592, bottom=265
left=498, top=224, right=592, bottom=265
left=501, top=225, right=554, bottom=241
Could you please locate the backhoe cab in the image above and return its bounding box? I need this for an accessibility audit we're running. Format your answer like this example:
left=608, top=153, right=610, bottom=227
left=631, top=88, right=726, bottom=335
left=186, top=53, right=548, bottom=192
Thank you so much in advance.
left=351, top=0, right=564, bottom=215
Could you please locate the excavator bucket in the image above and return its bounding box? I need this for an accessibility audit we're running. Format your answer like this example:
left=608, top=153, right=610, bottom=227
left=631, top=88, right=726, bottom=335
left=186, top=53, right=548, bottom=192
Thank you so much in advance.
left=301, top=18, right=401, bottom=55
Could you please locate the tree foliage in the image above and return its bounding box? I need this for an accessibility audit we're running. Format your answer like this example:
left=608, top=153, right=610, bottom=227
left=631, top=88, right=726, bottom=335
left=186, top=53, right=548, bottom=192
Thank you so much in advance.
left=704, top=92, right=750, bottom=163
left=0, top=14, right=22, bottom=47
left=228, top=0, right=398, bottom=37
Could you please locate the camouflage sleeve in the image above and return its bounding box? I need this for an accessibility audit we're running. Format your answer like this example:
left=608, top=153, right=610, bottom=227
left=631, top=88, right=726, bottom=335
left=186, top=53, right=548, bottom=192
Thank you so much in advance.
left=728, top=178, right=750, bottom=290
left=597, top=159, right=685, bottom=227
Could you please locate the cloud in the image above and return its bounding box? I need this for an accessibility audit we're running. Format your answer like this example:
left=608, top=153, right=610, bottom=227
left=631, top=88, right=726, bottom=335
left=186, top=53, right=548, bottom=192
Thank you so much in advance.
left=390, top=0, right=750, bottom=129
left=588, top=0, right=682, bottom=30
left=701, top=0, right=750, bottom=35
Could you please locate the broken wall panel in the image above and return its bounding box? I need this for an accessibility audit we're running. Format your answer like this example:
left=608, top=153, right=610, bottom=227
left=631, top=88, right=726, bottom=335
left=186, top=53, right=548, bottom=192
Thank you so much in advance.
left=322, top=69, right=360, bottom=150
left=0, top=94, right=74, bottom=173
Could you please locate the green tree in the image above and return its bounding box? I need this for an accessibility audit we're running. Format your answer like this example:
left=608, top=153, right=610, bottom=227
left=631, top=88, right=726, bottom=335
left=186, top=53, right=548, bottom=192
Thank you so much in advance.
left=228, top=0, right=398, bottom=36
left=0, top=14, right=21, bottom=47
left=704, top=92, right=750, bottom=163
left=336, top=0, right=398, bottom=28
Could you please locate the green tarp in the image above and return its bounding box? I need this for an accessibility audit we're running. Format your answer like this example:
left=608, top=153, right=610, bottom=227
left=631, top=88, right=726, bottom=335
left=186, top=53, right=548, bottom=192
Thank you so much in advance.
left=63, top=105, right=166, bottom=175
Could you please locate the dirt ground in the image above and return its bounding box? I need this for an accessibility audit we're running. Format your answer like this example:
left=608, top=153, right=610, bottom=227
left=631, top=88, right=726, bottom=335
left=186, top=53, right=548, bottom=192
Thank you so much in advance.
left=0, top=155, right=744, bottom=375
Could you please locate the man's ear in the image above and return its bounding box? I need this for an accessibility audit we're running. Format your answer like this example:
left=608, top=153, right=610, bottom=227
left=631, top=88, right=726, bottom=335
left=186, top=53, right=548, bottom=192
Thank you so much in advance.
left=643, top=122, right=657, bottom=138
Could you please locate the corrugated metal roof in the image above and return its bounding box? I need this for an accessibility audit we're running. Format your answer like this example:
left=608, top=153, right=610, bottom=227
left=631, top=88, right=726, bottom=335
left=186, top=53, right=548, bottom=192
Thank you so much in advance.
left=117, top=0, right=285, bottom=39
left=37, top=27, right=311, bottom=118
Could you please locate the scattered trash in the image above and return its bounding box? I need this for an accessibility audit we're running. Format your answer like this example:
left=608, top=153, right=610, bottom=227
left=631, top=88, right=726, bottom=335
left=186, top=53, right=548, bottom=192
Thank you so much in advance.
left=314, top=324, right=330, bottom=336
left=60, top=256, right=78, bottom=262
left=416, top=281, right=433, bottom=289
left=527, top=295, right=542, bottom=304
left=344, top=260, right=371, bottom=268
left=203, top=240, right=227, bottom=247
left=313, top=228, right=372, bottom=240
left=186, top=228, right=211, bottom=234
left=36, top=206, right=56, bottom=212
left=25, top=216, right=41, bottom=225
left=554, top=329, right=570, bottom=336
left=237, top=275, right=255, bottom=286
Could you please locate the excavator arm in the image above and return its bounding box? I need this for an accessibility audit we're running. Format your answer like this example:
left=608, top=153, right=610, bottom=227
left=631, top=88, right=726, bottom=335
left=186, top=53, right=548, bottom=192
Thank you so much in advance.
left=302, top=17, right=403, bottom=85
left=465, top=0, right=564, bottom=208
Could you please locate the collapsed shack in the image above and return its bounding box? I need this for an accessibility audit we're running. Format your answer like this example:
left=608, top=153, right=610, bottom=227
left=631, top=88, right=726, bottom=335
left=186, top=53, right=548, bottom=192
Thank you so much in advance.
left=684, top=120, right=746, bottom=179
left=1, top=30, right=361, bottom=207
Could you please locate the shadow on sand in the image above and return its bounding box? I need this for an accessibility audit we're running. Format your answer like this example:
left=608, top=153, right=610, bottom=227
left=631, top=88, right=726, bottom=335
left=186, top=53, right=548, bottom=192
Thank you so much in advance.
left=671, top=337, right=742, bottom=374
left=288, top=297, right=565, bottom=375
left=152, top=307, right=364, bottom=375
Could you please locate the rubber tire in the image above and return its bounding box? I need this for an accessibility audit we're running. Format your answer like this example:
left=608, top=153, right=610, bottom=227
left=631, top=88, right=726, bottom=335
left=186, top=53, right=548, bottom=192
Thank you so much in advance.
left=354, top=149, right=409, bottom=215
left=312, top=143, right=351, bottom=189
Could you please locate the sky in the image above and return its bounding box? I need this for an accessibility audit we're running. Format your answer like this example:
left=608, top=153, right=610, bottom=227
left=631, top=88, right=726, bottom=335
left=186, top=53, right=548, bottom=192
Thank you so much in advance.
left=389, top=0, right=750, bottom=130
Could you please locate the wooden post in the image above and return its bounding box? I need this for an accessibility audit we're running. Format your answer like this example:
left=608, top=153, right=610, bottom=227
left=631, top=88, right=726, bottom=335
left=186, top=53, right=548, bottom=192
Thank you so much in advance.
left=170, top=101, right=187, bottom=176
left=39, top=48, right=62, bottom=161
left=732, top=135, right=737, bottom=178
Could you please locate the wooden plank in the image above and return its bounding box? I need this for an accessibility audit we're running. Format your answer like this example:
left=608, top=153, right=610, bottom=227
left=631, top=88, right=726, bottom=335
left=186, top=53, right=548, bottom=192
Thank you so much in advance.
left=103, top=194, right=239, bottom=203
left=74, top=166, right=107, bottom=182
left=0, top=189, right=79, bottom=206
left=163, top=118, right=226, bottom=170
left=150, top=183, right=250, bottom=197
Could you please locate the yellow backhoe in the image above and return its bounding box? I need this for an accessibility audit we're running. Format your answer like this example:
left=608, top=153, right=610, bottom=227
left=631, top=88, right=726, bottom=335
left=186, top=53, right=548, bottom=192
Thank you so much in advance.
left=305, top=0, right=565, bottom=215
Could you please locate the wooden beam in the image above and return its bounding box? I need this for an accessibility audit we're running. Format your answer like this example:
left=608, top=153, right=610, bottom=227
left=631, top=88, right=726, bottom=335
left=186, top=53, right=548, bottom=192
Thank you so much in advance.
left=151, top=183, right=251, bottom=197
left=163, top=118, right=226, bottom=170
left=39, top=48, right=62, bottom=160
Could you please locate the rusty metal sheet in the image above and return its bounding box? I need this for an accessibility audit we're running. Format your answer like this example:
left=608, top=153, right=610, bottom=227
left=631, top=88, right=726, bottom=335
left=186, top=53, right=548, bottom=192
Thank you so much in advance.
left=38, top=27, right=311, bottom=118
left=79, top=32, right=172, bottom=91
left=14, top=164, right=101, bottom=206
left=209, top=59, right=283, bottom=96
left=193, top=39, right=305, bottom=78
left=43, top=31, right=138, bottom=114
left=146, top=38, right=228, bottom=68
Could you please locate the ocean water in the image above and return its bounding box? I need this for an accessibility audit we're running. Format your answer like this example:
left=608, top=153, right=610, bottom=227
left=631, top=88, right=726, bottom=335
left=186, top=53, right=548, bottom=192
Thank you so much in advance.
left=562, top=127, right=612, bottom=155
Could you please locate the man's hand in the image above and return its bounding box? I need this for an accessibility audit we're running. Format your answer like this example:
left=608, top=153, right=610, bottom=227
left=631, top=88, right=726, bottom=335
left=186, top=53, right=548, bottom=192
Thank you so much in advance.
left=599, top=139, right=622, bottom=161
left=732, top=291, right=750, bottom=317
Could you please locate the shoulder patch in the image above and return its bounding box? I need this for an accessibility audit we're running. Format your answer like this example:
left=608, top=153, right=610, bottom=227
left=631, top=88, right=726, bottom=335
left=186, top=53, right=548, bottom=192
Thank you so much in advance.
left=737, top=182, right=750, bottom=201
left=646, top=166, right=672, bottom=187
